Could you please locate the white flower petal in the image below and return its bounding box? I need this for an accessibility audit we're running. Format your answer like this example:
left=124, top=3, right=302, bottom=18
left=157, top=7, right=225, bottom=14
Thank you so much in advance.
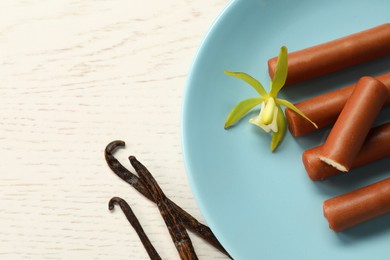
left=249, top=104, right=279, bottom=134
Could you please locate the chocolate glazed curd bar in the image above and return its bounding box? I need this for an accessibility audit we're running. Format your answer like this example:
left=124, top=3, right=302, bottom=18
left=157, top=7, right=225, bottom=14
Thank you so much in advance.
left=286, top=72, right=390, bottom=137
left=268, top=23, right=390, bottom=86
left=323, top=178, right=390, bottom=232
left=302, top=122, right=390, bottom=181
left=319, top=77, right=389, bottom=172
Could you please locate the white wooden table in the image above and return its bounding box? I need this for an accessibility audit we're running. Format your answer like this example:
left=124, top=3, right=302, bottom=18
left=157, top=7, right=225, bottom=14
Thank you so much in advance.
left=0, top=1, right=229, bottom=259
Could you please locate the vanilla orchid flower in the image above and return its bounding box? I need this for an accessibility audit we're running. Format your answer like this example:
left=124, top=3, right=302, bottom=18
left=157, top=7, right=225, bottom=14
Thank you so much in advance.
left=224, top=46, right=318, bottom=152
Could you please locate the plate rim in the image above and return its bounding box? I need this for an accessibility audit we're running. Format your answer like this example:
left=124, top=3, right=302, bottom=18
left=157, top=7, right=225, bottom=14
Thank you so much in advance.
left=181, top=0, right=238, bottom=256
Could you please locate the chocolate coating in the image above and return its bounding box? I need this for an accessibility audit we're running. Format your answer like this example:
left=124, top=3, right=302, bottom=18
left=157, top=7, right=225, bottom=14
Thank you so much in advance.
left=268, top=23, right=390, bottom=86
left=323, top=178, right=390, bottom=232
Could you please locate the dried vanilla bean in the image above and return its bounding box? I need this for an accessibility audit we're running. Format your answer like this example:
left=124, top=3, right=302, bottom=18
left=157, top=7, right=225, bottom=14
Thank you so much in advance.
left=105, top=140, right=231, bottom=259
left=109, top=197, right=161, bottom=260
left=105, top=141, right=153, bottom=201
left=130, top=156, right=198, bottom=260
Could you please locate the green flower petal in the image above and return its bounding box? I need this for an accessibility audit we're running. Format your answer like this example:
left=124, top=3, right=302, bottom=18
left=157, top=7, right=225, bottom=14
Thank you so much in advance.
left=270, top=105, right=287, bottom=152
left=276, top=98, right=318, bottom=128
left=270, top=46, right=288, bottom=97
left=224, top=97, right=264, bottom=128
left=224, top=71, right=268, bottom=98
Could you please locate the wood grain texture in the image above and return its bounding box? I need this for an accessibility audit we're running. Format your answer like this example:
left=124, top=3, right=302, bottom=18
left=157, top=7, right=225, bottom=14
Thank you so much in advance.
left=0, top=0, right=228, bottom=259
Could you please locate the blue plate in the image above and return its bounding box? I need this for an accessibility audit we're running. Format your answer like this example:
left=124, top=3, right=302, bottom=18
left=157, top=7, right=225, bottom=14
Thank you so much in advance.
left=182, top=0, right=390, bottom=259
